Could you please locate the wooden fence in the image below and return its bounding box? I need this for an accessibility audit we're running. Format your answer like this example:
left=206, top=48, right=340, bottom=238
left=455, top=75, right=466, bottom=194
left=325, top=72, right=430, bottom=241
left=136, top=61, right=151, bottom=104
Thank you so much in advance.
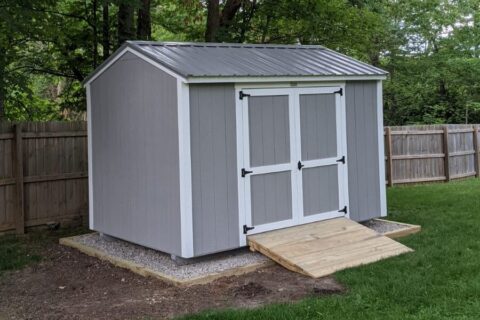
left=0, top=121, right=479, bottom=234
left=0, top=121, right=88, bottom=234
left=385, top=124, right=480, bottom=185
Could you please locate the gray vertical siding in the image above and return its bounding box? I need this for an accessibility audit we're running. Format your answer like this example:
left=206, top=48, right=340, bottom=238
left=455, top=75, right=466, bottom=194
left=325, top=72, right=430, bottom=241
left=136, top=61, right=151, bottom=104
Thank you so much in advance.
left=345, top=81, right=382, bottom=221
left=189, top=84, right=239, bottom=256
left=248, top=95, right=290, bottom=167
left=90, top=51, right=182, bottom=256
left=300, top=93, right=337, bottom=160
left=251, top=171, right=292, bottom=225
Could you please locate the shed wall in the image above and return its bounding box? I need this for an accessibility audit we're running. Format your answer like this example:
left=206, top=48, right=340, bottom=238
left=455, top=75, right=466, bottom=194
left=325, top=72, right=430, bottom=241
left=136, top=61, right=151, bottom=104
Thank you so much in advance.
left=345, top=81, right=382, bottom=221
left=189, top=84, right=240, bottom=256
left=90, top=52, right=182, bottom=256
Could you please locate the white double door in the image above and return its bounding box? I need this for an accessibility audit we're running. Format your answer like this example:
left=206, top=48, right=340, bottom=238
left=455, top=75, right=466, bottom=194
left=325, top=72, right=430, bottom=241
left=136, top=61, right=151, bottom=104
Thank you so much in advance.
left=238, top=86, right=349, bottom=238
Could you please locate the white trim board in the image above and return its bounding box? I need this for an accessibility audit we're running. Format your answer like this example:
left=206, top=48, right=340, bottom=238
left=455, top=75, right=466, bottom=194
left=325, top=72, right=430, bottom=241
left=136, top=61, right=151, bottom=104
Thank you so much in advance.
left=377, top=80, right=387, bottom=217
left=86, top=84, right=94, bottom=230
left=83, top=46, right=187, bottom=86
left=177, top=80, right=194, bottom=258
left=189, top=75, right=386, bottom=84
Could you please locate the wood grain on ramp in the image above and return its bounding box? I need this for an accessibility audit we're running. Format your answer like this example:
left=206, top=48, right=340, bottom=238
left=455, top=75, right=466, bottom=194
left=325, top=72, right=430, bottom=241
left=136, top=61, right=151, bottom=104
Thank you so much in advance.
left=247, top=218, right=413, bottom=278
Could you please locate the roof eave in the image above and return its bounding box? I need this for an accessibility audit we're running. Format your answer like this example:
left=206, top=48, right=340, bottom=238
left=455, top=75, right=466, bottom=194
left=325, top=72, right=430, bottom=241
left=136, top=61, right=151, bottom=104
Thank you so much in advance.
left=185, top=74, right=388, bottom=84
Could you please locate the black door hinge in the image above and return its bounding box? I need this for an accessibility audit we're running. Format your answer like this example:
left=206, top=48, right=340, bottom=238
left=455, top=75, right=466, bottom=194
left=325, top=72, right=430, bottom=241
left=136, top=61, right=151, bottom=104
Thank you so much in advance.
left=334, top=88, right=343, bottom=96
left=338, top=206, right=348, bottom=214
left=239, top=91, right=251, bottom=100
left=297, top=161, right=304, bottom=170
left=243, top=225, right=255, bottom=234
left=336, top=155, right=345, bottom=164
left=241, top=168, right=253, bottom=177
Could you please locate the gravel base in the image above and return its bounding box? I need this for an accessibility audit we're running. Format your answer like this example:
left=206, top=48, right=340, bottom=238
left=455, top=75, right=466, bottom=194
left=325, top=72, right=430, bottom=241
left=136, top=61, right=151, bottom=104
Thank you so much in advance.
left=363, top=219, right=409, bottom=234
left=71, top=233, right=270, bottom=280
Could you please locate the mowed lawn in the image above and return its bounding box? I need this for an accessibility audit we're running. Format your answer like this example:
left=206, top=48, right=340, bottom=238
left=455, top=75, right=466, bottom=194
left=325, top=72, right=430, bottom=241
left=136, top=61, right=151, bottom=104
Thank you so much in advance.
left=185, top=179, right=480, bottom=320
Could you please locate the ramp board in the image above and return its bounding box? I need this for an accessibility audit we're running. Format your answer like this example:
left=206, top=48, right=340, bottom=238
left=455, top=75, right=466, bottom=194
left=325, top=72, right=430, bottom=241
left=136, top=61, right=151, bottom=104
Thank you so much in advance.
left=247, top=218, right=413, bottom=278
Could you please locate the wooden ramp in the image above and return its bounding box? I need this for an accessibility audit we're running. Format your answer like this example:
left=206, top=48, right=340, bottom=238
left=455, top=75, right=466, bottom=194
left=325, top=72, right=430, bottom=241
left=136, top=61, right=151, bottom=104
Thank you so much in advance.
left=247, top=218, right=413, bottom=278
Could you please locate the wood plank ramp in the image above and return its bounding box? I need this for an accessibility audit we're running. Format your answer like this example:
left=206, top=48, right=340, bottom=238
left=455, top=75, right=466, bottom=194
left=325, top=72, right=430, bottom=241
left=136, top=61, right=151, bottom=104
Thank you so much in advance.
left=247, top=218, right=413, bottom=278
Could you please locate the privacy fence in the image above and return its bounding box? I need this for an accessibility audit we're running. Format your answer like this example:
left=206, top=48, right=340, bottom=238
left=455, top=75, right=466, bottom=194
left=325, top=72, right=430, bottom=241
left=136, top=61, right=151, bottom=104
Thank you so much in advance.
left=0, top=122, right=88, bottom=234
left=0, top=122, right=479, bottom=234
left=385, top=124, right=480, bottom=185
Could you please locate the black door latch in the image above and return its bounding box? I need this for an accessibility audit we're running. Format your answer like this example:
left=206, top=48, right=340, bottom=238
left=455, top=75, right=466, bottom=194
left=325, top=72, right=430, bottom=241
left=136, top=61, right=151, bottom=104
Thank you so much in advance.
left=241, top=168, right=253, bottom=177
left=243, top=225, right=255, bottom=234
left=297, top=161, right=304, bottom=170
left=336, top=156, right=346, bottom=164
left=338, top=206, right=348, bottom=214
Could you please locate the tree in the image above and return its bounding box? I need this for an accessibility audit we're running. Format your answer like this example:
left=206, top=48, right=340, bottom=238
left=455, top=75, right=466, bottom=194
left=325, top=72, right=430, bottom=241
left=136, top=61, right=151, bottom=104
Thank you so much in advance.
left=102, top=0, right=110, bottom=58
left=117, top=0, right=135, bottom=46
left=137, top=0, right=152, bottom=40
left=204, top=0, right=243, bottom=42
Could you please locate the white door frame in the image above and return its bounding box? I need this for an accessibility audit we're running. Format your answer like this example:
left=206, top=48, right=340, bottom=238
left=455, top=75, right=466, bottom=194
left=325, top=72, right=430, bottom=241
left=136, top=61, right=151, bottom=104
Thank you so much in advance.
left=235, top=84, right=349, bottom=246
left=240, top=88, right=299, bottom=237
left=294, top=87, right=349, bottom=225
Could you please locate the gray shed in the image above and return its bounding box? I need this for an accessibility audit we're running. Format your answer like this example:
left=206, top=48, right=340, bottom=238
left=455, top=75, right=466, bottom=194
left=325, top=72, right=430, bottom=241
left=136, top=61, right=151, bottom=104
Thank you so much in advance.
left=84, top=41, right=388, bottom=258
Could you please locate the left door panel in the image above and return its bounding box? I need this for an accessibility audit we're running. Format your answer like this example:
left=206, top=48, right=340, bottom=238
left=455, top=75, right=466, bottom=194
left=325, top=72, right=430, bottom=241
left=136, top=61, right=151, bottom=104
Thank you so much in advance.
left=241, top=90, right=297, bottom=235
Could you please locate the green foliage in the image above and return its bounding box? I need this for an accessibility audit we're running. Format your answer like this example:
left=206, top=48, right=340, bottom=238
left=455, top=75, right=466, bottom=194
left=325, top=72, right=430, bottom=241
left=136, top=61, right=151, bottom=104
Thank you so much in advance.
left=183, top=179, right=480, bottom=319
left=0, top=226, right=88, bottom=275
left=1, top=0, right=480, bottom=124
left=0, top=235, right=41, bottom=273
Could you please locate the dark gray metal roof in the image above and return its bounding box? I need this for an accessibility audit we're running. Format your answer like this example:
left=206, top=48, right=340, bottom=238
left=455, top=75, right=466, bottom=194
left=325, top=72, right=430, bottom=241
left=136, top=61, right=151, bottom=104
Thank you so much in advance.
left=128, top=41, right=387, bottom=78
left=84, top=41, right=387, bottom=85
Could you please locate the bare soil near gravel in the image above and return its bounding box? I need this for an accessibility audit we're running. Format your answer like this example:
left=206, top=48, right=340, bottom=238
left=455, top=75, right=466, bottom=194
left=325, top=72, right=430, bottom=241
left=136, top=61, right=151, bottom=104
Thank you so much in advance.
left=0, top=239, right=345, bottom=320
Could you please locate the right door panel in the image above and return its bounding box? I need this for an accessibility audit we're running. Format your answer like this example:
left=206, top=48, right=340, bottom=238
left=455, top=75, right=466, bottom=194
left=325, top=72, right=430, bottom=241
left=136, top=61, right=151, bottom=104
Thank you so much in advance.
left=297, top=90, right=346, bottom=222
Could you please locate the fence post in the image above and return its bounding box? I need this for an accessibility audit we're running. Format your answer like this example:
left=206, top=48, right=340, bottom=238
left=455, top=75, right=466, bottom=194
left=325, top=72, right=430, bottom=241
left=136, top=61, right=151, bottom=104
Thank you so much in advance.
left=14, top=124, right=25, bottom=234
left=443, top=125, right=450, bottom=182
left=385, top=127, right=394, bottom=186
left=473, top=125, right=480, bottom=178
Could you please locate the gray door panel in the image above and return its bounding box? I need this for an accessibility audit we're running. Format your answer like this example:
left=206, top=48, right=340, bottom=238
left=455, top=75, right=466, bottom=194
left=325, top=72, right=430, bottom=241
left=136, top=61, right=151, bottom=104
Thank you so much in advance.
left=251, top=171, right=293, bottom=225
left=249, top=95, right=290, bottom=167
left=302, top=165, right=339, bottom=216
left=300, top=94, right=337, bottom=161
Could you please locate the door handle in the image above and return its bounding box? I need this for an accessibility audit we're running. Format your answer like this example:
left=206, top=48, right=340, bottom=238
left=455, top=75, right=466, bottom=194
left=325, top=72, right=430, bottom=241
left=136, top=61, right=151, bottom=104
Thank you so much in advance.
left=297, top=161, right=304, bottom=170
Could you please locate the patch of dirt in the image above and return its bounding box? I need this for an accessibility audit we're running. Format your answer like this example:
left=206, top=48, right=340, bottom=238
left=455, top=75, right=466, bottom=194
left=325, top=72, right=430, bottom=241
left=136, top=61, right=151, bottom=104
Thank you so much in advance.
left=0, top=241, right=345, bottom=320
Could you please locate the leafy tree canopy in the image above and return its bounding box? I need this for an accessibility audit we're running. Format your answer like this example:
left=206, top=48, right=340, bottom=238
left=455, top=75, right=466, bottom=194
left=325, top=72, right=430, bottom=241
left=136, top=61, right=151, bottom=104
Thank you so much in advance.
left=0, top=0, right=479, bottom=124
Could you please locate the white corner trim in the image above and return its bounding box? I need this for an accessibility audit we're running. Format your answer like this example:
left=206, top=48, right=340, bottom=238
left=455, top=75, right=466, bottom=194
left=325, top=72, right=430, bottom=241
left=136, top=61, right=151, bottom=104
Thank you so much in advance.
left=235, top=86, right=247, bottom=247
left=377, top=80, right=387, bottom=217
left=189, top=75, right=387, bottom=84
left=84, top=47, right=186, bottom=87
left=177, top=79, right=194, bottom=258
left=86, top=84, right=94, bottom=230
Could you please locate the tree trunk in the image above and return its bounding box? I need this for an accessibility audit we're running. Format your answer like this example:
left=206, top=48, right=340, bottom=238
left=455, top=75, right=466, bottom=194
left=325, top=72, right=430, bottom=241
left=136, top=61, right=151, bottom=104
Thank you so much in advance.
left=205, top=0, right=243, bottom=42
left=92, top=0, right=98, bottom=68
left=205, top=0, right=220, bottom=42
left=137, top=0, right=151, bottom=40
left=0, top=48, right=6, bottom=119
left=117, top=1, right=135, bottom=47
left=102, top=0, right=110, bottom=58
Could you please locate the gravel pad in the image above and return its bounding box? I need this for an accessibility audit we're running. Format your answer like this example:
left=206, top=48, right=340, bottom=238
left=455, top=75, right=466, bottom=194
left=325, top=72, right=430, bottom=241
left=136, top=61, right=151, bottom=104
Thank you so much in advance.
left=363, top=219, right=409, bottom=234
left=71, top=233, right=269, bottom=281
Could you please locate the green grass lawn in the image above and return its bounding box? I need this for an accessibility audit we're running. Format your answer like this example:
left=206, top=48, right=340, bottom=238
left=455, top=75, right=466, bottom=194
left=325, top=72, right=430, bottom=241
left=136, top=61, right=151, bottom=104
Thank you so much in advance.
left=184, top=179, right=480, bottom=320
left=1, top=180, right=479, bottom=319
